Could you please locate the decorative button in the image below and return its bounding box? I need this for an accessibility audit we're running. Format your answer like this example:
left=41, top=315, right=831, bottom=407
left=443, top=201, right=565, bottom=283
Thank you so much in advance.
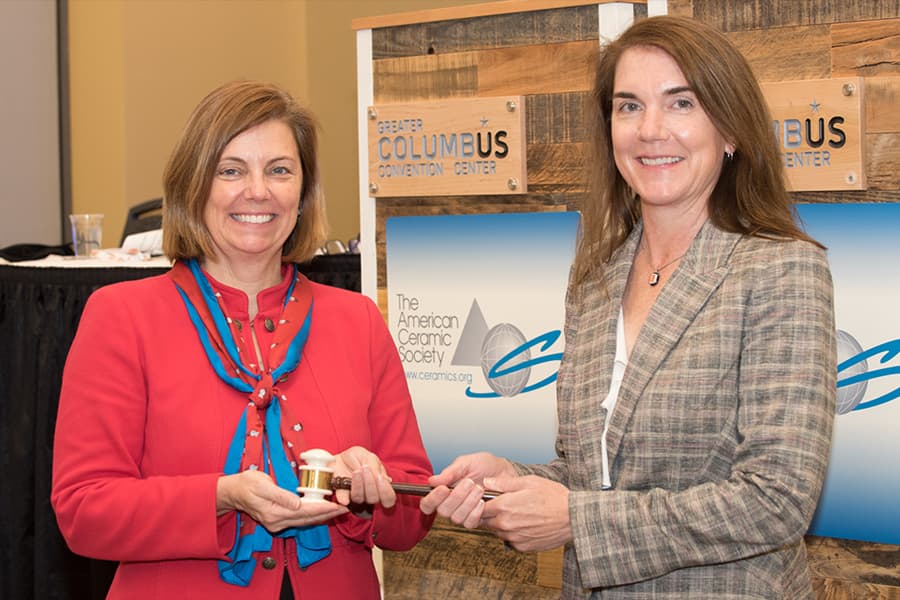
left=264, top=318, right=275, bottom=332
left=261, top=556, right=277, bottom=570
left=234, top=320, right=242, bottom=331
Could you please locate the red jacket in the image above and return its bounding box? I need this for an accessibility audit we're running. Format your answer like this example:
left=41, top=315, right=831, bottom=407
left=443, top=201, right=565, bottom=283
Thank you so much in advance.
left=52, top=270, right=433, bottom=599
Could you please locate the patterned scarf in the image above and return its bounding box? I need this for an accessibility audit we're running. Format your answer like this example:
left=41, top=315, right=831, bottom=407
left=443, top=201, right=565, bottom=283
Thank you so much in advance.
left=168, top=258, right=330, bottom=586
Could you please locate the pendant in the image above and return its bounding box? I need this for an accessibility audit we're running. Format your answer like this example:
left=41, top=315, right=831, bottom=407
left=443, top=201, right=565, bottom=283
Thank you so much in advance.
left=648, top=271, right=660, bottom=286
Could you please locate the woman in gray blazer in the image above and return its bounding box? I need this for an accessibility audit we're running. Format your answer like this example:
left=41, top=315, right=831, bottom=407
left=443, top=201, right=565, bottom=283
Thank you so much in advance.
left=421, top=16, right=836, bottom=599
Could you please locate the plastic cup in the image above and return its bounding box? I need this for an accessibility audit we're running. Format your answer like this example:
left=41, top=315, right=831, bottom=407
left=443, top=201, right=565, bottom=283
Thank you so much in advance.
left=69, top=214, right=104, bottom=257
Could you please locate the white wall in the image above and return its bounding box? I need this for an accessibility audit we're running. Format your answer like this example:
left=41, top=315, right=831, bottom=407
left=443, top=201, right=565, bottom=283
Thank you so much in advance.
left=0, top=0, right=62, bottom=247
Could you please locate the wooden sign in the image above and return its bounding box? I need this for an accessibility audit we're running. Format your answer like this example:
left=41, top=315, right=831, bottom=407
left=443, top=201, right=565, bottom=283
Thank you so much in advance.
left=366, top=96, right=527, bottom=197
left=761, top=77, right=866, bottom=191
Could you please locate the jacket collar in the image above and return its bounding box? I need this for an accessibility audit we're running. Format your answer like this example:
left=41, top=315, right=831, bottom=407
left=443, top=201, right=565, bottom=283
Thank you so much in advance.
left=578, top=220, right=744, bottom=488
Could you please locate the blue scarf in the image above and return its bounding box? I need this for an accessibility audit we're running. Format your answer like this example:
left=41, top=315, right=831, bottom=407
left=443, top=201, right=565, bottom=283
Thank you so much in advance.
left=169, top=258, right=330, bottom=586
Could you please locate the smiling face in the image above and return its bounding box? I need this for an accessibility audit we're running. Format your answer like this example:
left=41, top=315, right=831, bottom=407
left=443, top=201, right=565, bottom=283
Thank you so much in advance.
left=611, top=45, right=733, bottom=218
left=202, top=119, right=302, bottom=277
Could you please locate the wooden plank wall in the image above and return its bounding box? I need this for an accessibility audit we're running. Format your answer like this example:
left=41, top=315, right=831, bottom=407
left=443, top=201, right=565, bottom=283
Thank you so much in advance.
left=369, top=1, right=900, bottom=597
left=369, top=3, right=613, bottom=314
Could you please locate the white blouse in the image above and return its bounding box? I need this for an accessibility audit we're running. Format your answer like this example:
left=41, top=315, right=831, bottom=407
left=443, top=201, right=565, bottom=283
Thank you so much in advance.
left=600, top=306, right=628, bottom=489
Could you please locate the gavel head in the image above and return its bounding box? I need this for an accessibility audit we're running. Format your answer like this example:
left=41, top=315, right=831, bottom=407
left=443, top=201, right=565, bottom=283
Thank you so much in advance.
left=296, top=448, right=335, bottom=502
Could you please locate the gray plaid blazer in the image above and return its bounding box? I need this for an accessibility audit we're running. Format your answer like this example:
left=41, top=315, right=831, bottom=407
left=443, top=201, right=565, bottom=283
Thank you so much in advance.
left=520, top=221, right=836, bottom=599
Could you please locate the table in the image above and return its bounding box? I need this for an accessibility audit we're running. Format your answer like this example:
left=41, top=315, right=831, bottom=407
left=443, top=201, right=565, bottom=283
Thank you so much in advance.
left=0, top=255, right=359, bottom=600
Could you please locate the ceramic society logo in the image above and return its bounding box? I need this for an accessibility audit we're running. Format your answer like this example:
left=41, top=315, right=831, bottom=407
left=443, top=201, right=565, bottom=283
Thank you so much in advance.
left=451, top=299, right=563, bottom=398
left=836, top=329, right=900, bottom=414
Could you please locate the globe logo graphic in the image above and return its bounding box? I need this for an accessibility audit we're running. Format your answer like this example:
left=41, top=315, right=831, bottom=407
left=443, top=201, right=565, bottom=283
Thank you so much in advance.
left=836, top=329, right=867, bottom=415
left=480, top=323, right=531, bottom=396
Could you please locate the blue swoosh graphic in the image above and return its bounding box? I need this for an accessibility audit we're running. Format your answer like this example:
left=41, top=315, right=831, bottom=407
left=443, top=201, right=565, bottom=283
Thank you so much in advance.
left=465, top=330, right=563, bottom=398
left=837, top=338, right=900, bottom=411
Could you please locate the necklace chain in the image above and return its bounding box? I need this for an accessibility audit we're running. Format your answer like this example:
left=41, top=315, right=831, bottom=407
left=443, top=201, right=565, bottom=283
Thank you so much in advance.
left=641, top=238, right=686, bottom=287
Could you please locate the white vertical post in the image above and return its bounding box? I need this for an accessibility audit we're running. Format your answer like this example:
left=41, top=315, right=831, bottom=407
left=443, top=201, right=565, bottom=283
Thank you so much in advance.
left=355, top=29, right=384, bottom=594
left=598, top=3, right=635, bottom=45
left=356, top=28, right=377, bottom=303
left=647, top=0, right=669, bottom=17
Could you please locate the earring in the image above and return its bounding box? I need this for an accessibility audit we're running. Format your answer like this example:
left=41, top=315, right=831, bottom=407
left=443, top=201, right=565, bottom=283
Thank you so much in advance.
left=725, top=150, right=734, bottom=161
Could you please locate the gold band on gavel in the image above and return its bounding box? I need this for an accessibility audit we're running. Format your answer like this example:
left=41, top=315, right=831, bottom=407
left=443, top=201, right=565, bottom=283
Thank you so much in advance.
left=299, top=468, right=333, bottom=491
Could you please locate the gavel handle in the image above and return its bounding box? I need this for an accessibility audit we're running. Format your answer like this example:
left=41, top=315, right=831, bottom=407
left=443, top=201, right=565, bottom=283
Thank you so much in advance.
left=330, top=477, right=499, bottom=501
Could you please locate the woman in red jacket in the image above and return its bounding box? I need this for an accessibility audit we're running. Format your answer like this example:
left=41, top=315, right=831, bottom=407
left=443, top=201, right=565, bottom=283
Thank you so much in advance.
left=52, top=80, right=433, bottom=599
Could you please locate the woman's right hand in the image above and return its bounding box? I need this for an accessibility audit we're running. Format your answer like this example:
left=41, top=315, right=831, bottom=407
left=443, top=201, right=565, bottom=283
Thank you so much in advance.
left=216, top=470, right=348, bottom=532
left=419, top=452, right=516, bottom=528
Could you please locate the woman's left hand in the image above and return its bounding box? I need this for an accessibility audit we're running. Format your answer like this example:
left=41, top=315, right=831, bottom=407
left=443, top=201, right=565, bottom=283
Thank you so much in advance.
left=479, top=475, right=573, bottom=553
left=331, top=446, right=397, bottom=509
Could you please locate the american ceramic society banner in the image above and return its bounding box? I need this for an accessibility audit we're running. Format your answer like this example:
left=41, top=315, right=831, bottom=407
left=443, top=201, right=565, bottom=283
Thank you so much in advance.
left=386, top=212, right=580, bottom=472
left=800, top=203, right=900, bottom=545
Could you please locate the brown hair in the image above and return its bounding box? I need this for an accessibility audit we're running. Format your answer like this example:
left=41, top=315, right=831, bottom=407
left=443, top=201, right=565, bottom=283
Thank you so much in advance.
left=574, top=15, right=820, bottom=285
left=162, top=80, right=327, bottom=263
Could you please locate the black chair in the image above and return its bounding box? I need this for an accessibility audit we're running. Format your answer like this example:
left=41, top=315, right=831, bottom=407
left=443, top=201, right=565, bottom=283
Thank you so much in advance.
left=120, top=198, right=163, bottom=245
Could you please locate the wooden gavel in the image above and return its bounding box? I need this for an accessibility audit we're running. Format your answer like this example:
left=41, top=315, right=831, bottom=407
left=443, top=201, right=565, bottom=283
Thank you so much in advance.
left=297, top=448, right=500, bottom=502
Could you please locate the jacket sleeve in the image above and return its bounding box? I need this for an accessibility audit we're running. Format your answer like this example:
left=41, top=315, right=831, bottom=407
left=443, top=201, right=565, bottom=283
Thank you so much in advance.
left=333, top=296, right=435, bottom=550
left=568, top=241, right=836, bottom=588
left=51, top=285, right=231, bottom=562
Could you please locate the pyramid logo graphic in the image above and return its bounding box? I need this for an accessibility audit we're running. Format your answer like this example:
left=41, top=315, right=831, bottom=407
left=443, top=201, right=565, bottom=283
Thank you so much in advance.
left=451, top=299, right=489, bottom=367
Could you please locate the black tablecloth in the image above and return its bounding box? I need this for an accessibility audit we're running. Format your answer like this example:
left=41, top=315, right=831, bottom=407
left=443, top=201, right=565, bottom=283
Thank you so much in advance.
left=0, top=255, right=359, bottom=600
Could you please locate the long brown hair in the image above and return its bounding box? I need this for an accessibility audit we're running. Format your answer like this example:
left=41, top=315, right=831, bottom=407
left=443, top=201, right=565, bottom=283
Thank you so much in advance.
left=574, top=16, right=820, bottom=285
left=162, top=80, right=328, bottom=263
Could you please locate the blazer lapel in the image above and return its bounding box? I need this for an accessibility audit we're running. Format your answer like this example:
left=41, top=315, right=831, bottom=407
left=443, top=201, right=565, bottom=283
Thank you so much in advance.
left=603, top=222, right=743, bottom=483
left=571, top=228, right=640, bottom=490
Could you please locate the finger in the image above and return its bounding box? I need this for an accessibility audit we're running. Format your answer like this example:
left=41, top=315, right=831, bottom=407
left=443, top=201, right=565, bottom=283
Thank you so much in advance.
left=428, top=461, right=468, bottom=487
left=328, top=462, right=352, bottom=506
left=352, top=464, right=393, bottom=507
left=248, top=475, right=302, bottom=512
left=332, top=485, right=350, bottom=506
left=482, top=476, right=518, bottom=493
left=419, top=485, right=452, bottom=515
left=432, top=480, right=472, bottom=519
left=270, top=487, right=303, bottom=510
left=361, top=465, right=380, bottom=503
left=432, top=454, right=483, bottom=487
left=357, top=453, right=391, bottom=483
left=447, top=483, right=486, bottom=526
left=374, top=473, right=397, bottom=509
left=461, top=499, right=485, bottom=529
left=301, top=500, right=349, bottom=519
left=252, top=506, right=300, bottom=533
left=480, top=496, right=502, bottom=521
left=338, top=449, right=362, bottom=472
left=369, top=458, right=391, bottom=481
left=350, top=465, right=373, bottom=505
left=433, top=479, right=480, bottom=522
left=279, top=501, right=349, bottom=530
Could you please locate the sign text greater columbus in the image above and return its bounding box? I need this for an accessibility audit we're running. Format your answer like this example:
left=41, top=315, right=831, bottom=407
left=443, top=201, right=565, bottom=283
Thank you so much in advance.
left=367, top=96, right=527, bottom=197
